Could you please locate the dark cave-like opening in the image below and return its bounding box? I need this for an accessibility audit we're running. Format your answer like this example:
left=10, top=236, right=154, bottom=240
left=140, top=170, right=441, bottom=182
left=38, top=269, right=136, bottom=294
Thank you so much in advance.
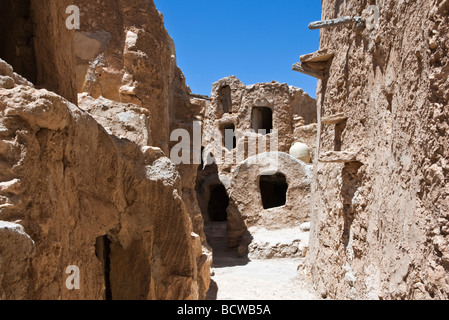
left=222, top=123, right=237, bottom=150
left=259, top=173, right=288, bottom=209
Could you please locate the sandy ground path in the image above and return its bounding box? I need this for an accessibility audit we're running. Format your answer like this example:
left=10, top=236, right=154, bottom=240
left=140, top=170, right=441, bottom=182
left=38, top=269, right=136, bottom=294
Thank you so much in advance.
left=205, top=222, right=319, bottom=300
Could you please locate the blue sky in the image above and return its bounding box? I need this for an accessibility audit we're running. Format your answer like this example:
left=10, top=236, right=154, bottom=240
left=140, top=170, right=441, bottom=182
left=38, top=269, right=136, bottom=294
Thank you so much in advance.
left=153, top=1, right=322, bottom=98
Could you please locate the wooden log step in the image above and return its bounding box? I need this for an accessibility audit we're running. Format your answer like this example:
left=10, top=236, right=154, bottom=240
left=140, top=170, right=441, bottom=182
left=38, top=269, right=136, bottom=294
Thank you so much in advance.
left=319, top=151, right=358, bottom=163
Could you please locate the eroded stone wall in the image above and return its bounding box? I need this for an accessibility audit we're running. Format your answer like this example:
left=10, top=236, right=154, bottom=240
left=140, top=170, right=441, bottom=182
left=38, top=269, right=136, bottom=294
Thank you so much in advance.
left=307, top=0, right=449, bottom=300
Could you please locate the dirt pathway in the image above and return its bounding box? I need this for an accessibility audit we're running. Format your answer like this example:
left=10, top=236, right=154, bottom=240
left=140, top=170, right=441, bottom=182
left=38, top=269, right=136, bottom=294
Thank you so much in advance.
left=205, top=222, right=319, bottom=300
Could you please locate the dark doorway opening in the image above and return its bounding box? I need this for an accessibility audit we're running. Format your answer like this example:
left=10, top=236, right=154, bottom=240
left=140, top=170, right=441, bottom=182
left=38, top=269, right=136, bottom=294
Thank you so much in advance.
left=208, top=184, right=229, bottom=222
left=222, top=123, right=236, bottom=150
left=95, top=235, right=112, bottom=300
left=251, top=107, right=273, bottom=135
left=259, top=173, right=288, bottom=209
left=219, top=86, right=232, bottom=114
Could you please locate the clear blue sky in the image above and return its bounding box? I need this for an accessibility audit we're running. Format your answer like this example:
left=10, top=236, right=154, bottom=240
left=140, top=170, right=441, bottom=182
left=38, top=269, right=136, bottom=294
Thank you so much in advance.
left=153, top=1, right=322, bottom=98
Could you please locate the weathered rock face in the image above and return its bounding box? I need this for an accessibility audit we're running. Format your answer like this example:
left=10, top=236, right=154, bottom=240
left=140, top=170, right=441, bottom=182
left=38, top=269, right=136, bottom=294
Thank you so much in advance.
left=306, top=0, right=449, bottom=300
left=0, top=0, right=211, bottom=300
left=78, top=93, right=150, bottom=146
left=248, top=226, right=310, bottom=260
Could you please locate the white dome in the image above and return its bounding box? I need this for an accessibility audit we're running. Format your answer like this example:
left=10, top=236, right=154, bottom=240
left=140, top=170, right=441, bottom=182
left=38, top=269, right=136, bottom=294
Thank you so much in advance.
left=289, top=142, right=312, bottom=164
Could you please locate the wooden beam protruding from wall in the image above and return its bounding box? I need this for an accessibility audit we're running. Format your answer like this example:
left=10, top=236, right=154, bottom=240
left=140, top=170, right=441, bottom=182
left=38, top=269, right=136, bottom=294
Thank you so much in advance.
left=292, top=62, right=325, bottom=79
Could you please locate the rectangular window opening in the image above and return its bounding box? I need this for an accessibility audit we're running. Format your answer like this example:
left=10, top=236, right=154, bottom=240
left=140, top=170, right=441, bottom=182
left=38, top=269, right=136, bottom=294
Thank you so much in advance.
left=251, top=107, right=273, bottom=135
